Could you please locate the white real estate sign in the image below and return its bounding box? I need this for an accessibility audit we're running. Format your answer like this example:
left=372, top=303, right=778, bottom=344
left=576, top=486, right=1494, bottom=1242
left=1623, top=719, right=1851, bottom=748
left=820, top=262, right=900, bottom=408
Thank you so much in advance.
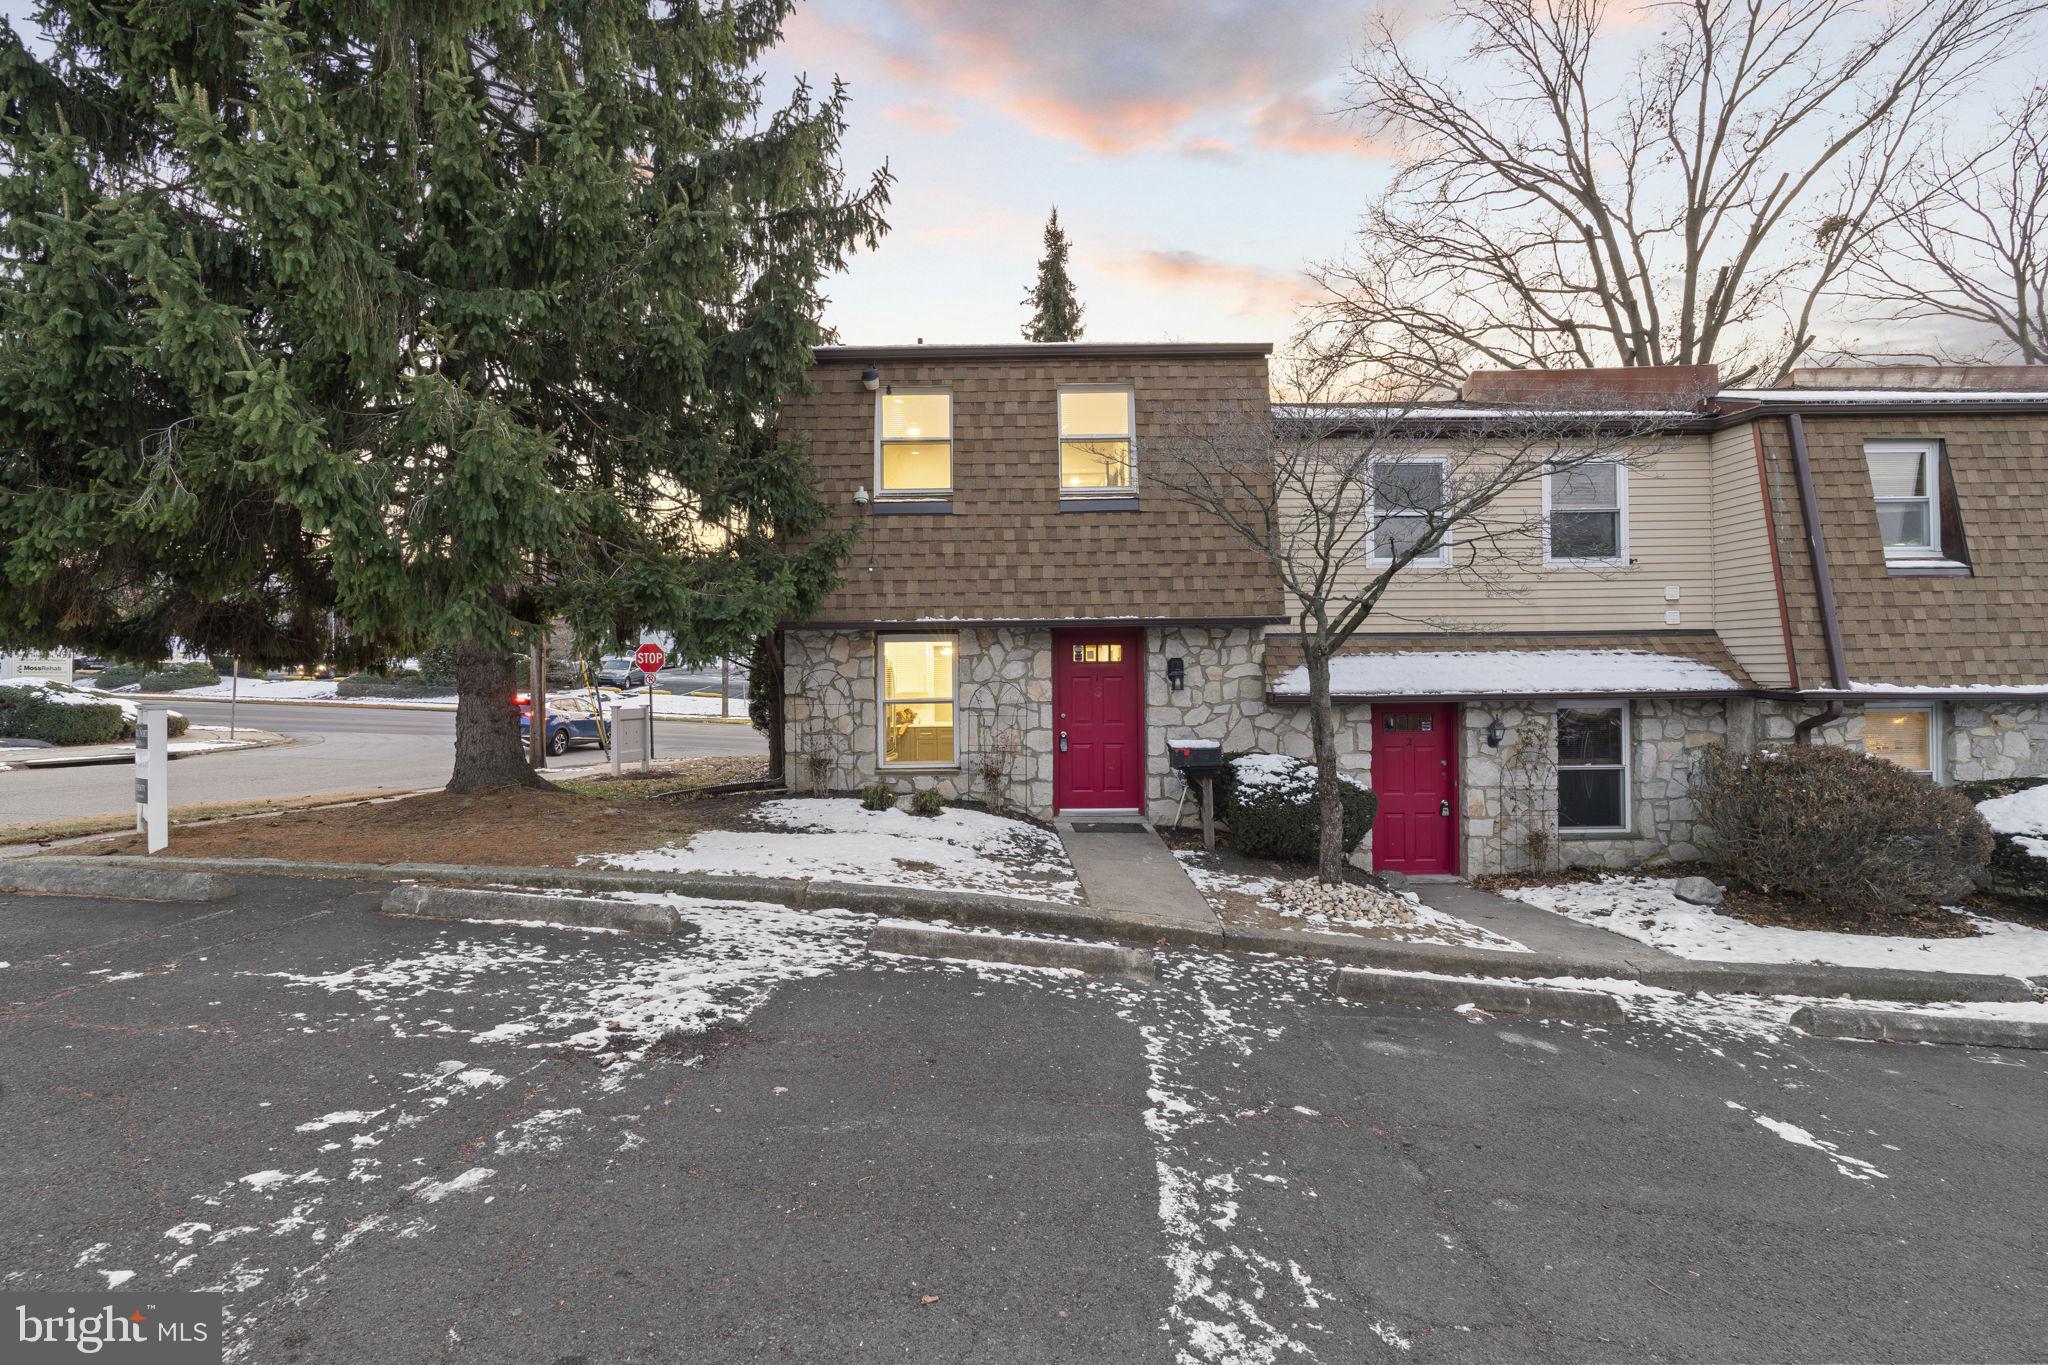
left=134, top=708, right=168, bottom=852
left=0, top=651, right=74, bottom=683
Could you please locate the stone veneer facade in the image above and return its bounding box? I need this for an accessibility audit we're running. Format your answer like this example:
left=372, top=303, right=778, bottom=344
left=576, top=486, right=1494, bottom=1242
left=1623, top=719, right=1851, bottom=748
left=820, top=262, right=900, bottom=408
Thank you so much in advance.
left=784, top=625, right=2048, bottom=869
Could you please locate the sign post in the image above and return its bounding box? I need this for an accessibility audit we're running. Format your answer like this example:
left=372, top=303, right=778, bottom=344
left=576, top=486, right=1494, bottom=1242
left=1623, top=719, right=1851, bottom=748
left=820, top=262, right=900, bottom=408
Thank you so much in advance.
left=634, top=642, right=665, bottom=763
left=134, top=708, right=168, bottom=852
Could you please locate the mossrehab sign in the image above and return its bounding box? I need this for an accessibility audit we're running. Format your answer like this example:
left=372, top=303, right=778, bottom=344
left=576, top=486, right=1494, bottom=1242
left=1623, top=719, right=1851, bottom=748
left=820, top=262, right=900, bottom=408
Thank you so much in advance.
left=0, top=652, right=74, bottom=684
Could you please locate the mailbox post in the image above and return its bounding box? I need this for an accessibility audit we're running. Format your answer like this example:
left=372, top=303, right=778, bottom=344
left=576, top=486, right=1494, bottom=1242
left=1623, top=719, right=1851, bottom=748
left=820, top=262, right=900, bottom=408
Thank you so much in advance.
left=1167, top=736, right=1226, bottom=851
left=134, top=707, right=168, bottom=852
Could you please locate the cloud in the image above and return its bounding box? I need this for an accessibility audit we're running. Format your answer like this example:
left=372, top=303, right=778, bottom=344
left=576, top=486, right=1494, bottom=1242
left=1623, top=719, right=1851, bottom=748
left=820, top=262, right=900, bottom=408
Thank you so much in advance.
left=1179, top=137, right=1239, bottom=160
left=1104, top=250, right=1320, bottom=317
left=882, top=98, right=963, bottom=133
left=1251, top=93, right=1386, bottom=158
left=786, top=0, right=1374, bottom=155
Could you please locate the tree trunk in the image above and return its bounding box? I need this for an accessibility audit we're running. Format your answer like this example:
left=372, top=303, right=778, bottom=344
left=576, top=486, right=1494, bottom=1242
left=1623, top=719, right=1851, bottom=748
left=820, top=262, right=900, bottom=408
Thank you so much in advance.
left=448, top=642, right=550, bottom=794
left=755, top=629, right=786, bottom=781
left=1305, top=645, right=1347, bottom=885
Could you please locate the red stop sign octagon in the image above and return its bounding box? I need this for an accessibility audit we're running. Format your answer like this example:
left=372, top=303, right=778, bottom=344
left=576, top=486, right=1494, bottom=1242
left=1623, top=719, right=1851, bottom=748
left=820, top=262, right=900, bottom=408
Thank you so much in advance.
left=633, top=642, right=666, bottom=674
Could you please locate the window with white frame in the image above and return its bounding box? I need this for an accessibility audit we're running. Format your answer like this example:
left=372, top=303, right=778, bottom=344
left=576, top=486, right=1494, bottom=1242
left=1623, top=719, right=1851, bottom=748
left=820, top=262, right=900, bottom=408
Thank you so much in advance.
left=1864, top=705, right=1940, bottom=778
left=1057, top=386, right=1135, bottom=492
left=876, top=389, right=953, bottom=495
left=1557, top=703, right=1629, bottom=832
left=1864, top=440, right=1940, bottom=557
left=1546, top=461, right=1626, bottom=563
left=879, top=635, right=956, bottom=766
left=1370, top=457, right=1451, bottom=565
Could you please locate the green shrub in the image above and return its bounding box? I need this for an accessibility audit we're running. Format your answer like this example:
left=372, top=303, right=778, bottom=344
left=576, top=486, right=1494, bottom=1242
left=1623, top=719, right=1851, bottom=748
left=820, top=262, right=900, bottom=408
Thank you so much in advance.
left=1695, top=743, right=1992, bottom=914
left=1963, top=775, right=2048, bottom=899
left=165, top=711, right=189, bottom=739
left=860, top=781, right=895, bottom=812
left=1222, top=753, right=1375, bottom=863
left=0, top=684, right=128, bottom=745
left=415, top=643, right=459, bottom=687
left=336, top=674, right=454, bottom=699
left=908, top=789, right=944, bottom=818
left=92, top=660, right=220, bottom=692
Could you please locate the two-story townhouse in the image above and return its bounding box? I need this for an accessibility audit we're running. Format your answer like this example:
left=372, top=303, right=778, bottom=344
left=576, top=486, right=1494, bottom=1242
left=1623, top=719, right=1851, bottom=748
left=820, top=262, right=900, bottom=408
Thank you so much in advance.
left=774, top=345, right=2048, bottom=883
left=774, top=342, right=1302, bottom=819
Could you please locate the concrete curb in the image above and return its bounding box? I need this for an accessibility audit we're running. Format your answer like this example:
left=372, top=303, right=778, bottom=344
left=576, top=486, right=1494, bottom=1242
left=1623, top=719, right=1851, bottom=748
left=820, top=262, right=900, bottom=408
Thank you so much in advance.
left=111, top=692, right=749, bottom=723
left=9, top=733, right=290, bottom=770
left=25, top=854, right=2039, bottom=1005
left=1331, top=966, right=1626, bottom=1023
left=0, top=860, right=235, bottom=903
left=381, top=883, right=690, bottom=935
left=868, top=922, right=1155, bottom=981
left=1790, top=1003, right=2048, bottom=1052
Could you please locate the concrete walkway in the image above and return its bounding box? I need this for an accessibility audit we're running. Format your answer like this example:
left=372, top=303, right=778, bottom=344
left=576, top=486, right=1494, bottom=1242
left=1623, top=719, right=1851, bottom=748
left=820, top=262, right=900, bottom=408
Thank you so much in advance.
left=1407, top=880, right=1682, bottom=971
left=1054, top=818, right=1221, bottom=934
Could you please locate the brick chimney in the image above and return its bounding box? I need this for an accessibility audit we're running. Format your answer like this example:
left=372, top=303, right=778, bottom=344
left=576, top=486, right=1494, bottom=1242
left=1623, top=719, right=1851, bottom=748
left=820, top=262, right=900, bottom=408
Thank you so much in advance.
left=1776, top=365, right=2048, bottom=391
left=1459, top=364, right=1720, bottom=409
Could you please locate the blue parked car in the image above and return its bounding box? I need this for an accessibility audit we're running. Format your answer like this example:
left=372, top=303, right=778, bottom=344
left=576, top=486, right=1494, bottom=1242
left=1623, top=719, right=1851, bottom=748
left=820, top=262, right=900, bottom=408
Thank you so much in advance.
left=516, top=694, right=606, bottom=756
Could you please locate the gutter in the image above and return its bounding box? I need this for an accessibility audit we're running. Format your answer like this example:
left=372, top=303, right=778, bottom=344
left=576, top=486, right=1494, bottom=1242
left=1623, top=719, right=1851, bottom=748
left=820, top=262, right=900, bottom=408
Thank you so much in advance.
left=1784, top=413, right=1847, bottom=742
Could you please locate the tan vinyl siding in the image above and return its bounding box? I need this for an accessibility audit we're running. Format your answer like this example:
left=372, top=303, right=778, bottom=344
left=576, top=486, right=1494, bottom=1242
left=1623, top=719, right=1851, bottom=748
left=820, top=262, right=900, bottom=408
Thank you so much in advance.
left=1707, top=421, right=1794, bottom=687
left=1279, top=436, right=1718, bottom=633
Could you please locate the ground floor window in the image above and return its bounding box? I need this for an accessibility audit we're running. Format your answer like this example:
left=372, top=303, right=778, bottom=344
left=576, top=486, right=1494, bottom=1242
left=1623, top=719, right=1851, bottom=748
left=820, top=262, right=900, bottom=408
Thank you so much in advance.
left=879, top=635, right=956, bottom=766
left=1557, top=702, right=1629, bottom=832
left=1864, top=705, right=1940, bottom=778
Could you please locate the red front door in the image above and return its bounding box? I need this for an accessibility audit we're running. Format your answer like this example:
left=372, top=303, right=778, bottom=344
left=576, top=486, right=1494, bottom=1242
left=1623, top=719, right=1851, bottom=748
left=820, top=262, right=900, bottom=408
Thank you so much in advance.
left=1370, top=703, right=1458, bottom=875
left=1053, top=629, right=1144, bottom=811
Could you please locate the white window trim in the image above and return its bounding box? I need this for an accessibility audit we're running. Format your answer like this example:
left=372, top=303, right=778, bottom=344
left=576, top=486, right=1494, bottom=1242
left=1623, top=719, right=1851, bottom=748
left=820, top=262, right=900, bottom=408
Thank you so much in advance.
left=1366, top=454, right=1453, bottom=568
left=1056, top=384, right=1138, bottom=495
left=876, top=632, right=958, bottom=769
left=1555, top=699, right=1631, bottom=835
left=1865, top=438, right=1941, bottom=560
left=1863, top=702, right=1944, bottom=782
left=1541, top=460, right=1629, bottom=567
left=874, top=387, right=954, bottom=497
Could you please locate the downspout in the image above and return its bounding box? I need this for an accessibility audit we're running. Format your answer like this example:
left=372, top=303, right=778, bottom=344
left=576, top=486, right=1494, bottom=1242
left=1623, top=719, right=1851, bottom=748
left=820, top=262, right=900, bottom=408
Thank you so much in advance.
left=1785, top=413, right=1846, bottom=743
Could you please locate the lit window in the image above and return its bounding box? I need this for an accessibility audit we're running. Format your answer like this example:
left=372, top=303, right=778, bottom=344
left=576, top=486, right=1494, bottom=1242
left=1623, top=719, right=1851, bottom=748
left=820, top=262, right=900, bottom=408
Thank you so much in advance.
left=880, top=636, right=955, bottom=766
left=1547, top=462, right=1625, bottom=562
left=1865, top=706, right=1937, bottom=777
left=877, top=390, right=952, bottom=494
left=1557, top=703, right=1628, bottom=832
left=1070, top=643, right=1123, bottom=663
left=1058, top=386, right=1134, bottom=491
left=1865, top=440, right=1939, bottom=557
left=1371, top=458, right=1450, bottom=564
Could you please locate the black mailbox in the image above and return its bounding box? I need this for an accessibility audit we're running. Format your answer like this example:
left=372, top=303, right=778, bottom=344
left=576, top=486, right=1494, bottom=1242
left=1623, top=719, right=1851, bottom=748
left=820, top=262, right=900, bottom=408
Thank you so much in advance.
left=1168, top=736, right=1225, bottom=773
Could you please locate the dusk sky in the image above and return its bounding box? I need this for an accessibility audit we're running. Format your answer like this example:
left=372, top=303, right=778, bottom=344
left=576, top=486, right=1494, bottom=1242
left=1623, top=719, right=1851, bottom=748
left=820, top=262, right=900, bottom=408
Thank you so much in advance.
left=762, top=0, right=1391, bottom=350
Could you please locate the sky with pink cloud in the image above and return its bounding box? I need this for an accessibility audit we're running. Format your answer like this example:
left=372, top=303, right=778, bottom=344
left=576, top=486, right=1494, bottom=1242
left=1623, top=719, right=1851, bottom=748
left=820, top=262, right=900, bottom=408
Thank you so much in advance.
left=764, top=0, right=1391, bottom=349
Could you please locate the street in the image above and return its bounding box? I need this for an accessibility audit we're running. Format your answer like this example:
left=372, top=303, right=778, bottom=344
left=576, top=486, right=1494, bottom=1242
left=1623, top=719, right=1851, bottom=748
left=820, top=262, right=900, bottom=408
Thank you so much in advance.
left=0, top=700, right=767, bottom=825
left=2, top=874, right=2042, bottom=1363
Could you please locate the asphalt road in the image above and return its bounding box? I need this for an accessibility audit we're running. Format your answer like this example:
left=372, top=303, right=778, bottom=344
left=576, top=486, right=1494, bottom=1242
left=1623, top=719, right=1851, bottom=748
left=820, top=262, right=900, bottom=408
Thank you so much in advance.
left=0, top=700, right=767, bottom=825
left=3, top=873, right=2043, bottom=1363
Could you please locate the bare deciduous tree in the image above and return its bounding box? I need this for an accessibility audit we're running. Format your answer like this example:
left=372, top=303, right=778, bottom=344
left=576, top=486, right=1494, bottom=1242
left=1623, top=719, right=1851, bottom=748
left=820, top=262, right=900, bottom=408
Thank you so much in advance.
left=1151, top=368, right=1697, bottom=883
left=1847, top=83, right=2048, bottom=362
left=1306, top=0, right=2045, bottom=392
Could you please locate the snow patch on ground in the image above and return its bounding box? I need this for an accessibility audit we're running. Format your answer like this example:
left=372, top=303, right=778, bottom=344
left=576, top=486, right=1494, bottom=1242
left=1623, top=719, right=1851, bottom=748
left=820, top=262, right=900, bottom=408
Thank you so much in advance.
left=1724, top=1101, right=1889, bottom=1181
left=594, top=798, right=1084, bottom=903
left=1175, top=852, right=1527, bottom=952
left=1502, top=875, right=2048, bottom=978
left=405, top=1168, right=496, bottom=1204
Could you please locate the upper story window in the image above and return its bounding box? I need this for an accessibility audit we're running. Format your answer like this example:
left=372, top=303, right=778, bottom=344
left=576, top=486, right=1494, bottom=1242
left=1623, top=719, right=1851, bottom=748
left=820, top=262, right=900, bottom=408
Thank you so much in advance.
left=876, top=389, right=952, bottom=496
left=1369, top=457, right=1451, bottom=566
left=1057, top=386, right=1135, bottom=493
left=1545, top=461, right=1627, bottom=564
left=1865, top=440, right=1939, bottom=558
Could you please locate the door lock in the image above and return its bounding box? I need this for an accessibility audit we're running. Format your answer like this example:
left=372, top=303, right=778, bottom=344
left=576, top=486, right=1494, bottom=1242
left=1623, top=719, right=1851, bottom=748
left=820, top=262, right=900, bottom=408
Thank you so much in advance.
left=1059, top=730, right=1069, bottom=753
left=1439, top=799, right=1451, bottom=817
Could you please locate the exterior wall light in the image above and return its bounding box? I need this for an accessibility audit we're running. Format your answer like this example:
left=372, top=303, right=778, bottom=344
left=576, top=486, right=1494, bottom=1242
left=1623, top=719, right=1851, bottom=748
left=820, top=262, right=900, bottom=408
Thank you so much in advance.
left=860, top=364, right=881, bottom=391
left=1166, top=657, right=1185, bottom=691
left=1485, top=717, right=1507, bottom=748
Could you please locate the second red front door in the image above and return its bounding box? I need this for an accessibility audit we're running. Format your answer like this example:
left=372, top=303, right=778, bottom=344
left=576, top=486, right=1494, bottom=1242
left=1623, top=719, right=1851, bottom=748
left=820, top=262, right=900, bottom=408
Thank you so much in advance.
left=1053, top=630, right=1144, bottom=811
left=1370, top=702, right=1458, bottom=875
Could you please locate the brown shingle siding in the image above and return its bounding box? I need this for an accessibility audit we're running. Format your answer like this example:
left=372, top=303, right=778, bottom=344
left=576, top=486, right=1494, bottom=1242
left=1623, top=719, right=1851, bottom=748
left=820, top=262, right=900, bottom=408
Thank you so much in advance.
left=783, top=352, right=1285, bottom=624
left=1757, top=412, right=2048, bottom=686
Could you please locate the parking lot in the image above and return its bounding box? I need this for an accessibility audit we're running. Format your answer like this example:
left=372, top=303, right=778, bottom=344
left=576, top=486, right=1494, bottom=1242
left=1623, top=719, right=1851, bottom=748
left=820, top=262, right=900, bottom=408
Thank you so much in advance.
left=3, top=875, right=2044, bottom=1363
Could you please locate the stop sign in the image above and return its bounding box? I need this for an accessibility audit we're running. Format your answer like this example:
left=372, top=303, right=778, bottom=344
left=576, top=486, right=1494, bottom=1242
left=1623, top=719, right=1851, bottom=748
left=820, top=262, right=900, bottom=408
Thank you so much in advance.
left=633, top=642, right=666, bottom=674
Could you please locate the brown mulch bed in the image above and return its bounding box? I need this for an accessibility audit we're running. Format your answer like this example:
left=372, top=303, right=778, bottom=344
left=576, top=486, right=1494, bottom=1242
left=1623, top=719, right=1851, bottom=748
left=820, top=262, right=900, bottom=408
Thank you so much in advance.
left=1478, top=862, right=2005, bottom=940
left=74, top=756, right=774, bottom=867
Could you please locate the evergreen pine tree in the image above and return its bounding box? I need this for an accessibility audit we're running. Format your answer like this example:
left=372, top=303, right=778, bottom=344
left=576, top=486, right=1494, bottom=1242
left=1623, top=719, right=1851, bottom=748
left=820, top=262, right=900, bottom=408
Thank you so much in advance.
left=0, top=0, right=888, bottom=790
left=1021, top=207, right=1084, bottom=342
